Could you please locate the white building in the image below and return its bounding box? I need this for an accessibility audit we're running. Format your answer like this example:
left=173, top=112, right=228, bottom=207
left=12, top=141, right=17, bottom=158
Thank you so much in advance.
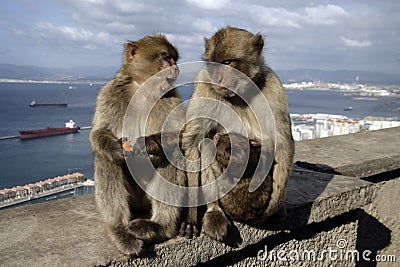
left=291, top=113, right=397, bottom=141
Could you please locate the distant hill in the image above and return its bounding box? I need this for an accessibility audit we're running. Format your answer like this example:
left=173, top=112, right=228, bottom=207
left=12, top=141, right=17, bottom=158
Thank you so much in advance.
left=275, top=69, right=400, bottom=85
left=0, top=64, right=116, bottom=82
left=0, top=64, right=398, bottom=84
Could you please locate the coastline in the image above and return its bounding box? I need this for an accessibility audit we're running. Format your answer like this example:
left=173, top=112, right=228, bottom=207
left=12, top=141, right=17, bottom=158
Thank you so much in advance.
left=0, top=78, right=106, bottom=85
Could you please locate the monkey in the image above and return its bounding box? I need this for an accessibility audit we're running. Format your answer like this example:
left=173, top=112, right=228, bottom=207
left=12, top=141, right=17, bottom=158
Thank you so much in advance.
left=213, top=133, right=273, bottom=223
left=131, top=132, right=183, bottom=170
left=213, top=133, right=261, bottom=178
left=181, top=27, right=295, bottom=242
left=90, top=34, right=185, bottom=256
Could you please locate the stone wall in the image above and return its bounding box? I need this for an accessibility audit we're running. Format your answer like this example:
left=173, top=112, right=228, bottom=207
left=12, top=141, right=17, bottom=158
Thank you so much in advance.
left=0, top=127, right=399, bottom=267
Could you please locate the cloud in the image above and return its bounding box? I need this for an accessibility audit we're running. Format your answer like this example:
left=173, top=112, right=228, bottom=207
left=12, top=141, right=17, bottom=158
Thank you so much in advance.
left=340, top=36, right=372, bottom=47
left=193, top=19, right=218, bottom=33
left=3, top=0, right=398, bottom=72
left=13, top=29, right=26, bottom=36
left=304, top=4, right=348, bottom=25
left=242, top=4, right=348, bottom=29
left=248, top=6, right=302, bottom=28
left=187, top=0, right=231, bottom=10
left=34, top=22, right=116, bottom=50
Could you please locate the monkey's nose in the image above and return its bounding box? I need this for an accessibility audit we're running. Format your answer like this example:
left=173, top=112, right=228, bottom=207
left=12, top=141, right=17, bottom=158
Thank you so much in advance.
left=167, top=65, right=179, bottom=81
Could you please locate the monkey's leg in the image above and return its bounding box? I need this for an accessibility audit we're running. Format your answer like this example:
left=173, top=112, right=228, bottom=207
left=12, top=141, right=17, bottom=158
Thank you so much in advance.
left=261, top=141, right=293, bottom=221
left=179, top=147, right=200, bottom=238
left=200, top=142, right=231, bottom=242
left=127, top=167, right=186, bottom=243
left=180, top=117, right=219, bottom=238
left=94, top=158, right=144, bottom=256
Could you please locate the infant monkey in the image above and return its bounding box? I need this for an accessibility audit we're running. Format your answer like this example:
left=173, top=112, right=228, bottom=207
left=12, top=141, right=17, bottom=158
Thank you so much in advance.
left=213, top=133, right=273, bottom=223
left=130, top=132, right=182, bottom=169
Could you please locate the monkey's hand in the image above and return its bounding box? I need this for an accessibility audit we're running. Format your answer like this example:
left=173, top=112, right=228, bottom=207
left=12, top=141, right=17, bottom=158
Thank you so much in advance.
left=90, top=128, right=125, bottom=164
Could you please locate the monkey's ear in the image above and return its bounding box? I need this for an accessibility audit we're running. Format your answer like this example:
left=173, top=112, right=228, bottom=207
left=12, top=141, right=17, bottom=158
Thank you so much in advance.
left=251, top=34, right=264, bottom=54
left=204, top=37, right=211, bottom=50
left=125, top=41, right=139, bottom=61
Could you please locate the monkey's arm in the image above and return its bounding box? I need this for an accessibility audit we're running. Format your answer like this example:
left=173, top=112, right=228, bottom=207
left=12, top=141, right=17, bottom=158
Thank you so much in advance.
left=263, top=127, right=294, bottom=218
left=262, top=70, right=295, bottom=219
left=90, top=127, right=124, bottom=164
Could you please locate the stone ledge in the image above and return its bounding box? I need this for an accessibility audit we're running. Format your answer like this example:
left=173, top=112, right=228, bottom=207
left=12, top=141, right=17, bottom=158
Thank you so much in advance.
left=294, top=126, right=400, bottom=177
left=0, top=127, right=399, bottom=267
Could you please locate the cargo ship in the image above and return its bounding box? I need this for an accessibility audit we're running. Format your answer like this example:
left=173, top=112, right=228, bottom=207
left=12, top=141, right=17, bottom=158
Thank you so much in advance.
left=19, top=120, right=80, bottom=139
left=29, top=100, right=67, bottom=108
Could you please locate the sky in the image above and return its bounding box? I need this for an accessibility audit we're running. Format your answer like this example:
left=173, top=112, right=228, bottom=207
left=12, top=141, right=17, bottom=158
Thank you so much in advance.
left=0, top=0, right=399, bottom=74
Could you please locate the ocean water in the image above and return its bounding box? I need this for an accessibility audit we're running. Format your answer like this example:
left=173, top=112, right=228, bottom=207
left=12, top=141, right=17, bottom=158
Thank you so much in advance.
left=0, top=82, right=397, bottom=189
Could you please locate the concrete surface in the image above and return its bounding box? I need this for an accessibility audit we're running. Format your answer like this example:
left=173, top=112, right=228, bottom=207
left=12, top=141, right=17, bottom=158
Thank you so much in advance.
left=0, top=127, right=399, bottom=266
left=294, top=127, right=400, bottom=177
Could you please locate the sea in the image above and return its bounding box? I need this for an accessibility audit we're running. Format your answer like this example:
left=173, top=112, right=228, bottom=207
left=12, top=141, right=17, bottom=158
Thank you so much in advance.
left=0, top=82, right=398, bottom=190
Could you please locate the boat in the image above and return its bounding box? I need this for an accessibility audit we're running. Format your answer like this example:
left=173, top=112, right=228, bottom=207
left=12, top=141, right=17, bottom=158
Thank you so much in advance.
left=29, top=100, right=67, bottom=108
left=344, top=106, right=353, bottom=111
left=19, top=120, right=80, bottom=139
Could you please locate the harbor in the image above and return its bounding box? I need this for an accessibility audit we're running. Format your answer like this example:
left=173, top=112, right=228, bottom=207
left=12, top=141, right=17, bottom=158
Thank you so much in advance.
left=0, top=172, right=94, bottom=209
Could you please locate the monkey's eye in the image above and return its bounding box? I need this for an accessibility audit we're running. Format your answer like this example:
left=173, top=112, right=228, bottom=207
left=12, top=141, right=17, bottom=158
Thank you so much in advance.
left=163, top=53, right=172, bottom=61
left=221, top=59, right=233, bottom=65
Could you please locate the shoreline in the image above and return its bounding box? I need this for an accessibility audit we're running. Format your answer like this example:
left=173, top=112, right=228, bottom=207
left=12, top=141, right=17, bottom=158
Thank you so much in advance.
left=0, top=79, right=106, bottom=85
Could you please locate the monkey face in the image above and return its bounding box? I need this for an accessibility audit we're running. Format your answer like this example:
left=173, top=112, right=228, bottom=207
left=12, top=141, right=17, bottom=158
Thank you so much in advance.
left=123, top=34, right=180, bottom=85
left=203, top=27, right=265, bottom=97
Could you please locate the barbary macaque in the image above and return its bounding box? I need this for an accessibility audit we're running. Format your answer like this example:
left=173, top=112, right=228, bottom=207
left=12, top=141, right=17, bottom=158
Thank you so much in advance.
left=182, top=27, right=295, bottom=241
left=90, top=34, right=185, bottom=256
left=213, top=133, right=273, bottom=222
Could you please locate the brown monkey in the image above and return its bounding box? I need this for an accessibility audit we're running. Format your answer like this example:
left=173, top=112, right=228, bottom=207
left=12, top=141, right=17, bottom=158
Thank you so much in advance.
left=213, top=133, right=273, bottom=222
left=182, top=27, right=294, bottom=241
left=213, top=133, right=261, bottom=179
left=131, top=132, right=183, bottom=169
left=90, top=34, right=185, bottom=256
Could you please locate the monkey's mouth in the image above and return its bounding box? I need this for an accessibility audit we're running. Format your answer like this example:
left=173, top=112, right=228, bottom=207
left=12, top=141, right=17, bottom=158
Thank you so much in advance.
left=161, top=78, right=174, bottom=91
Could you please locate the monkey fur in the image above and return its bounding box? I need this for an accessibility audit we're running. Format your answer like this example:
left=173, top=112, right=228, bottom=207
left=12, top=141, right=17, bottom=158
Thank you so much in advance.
left=90, top=34, right=185, bottom=256
left=213, top=133, right=273, bottom=222
left=181, top=27, right=295, bottom=242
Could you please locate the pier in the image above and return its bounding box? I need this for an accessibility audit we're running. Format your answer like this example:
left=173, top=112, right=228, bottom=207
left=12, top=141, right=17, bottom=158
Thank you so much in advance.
left=80, top=126, right=92, bottom=130
left=0, top=172, right=94, bottom=209
left=0, top=135, right=19, bottom=140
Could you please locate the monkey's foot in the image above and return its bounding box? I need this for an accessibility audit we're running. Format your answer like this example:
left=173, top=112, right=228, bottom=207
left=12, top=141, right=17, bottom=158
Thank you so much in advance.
left=117, top=238, right=144, bottom=257
left=127, top=219, right=167, bottom=243
left=110, top=226, right=144, bottom=257
left=179, top=221, right=199, bottom=238
left=202, top=210, right=230, bottom=242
